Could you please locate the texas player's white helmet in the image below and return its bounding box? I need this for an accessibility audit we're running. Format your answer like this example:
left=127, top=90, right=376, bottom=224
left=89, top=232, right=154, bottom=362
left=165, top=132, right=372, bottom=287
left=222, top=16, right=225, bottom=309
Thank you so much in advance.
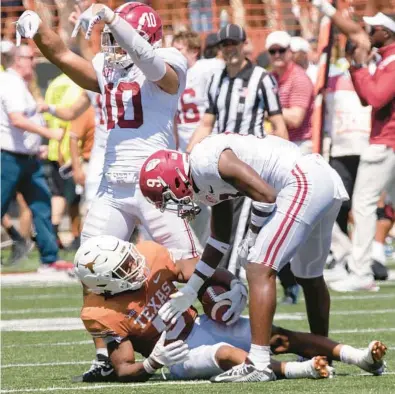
left=74, top=235, right=149, bottom=295
left=101, top=2, right=163, bottom=69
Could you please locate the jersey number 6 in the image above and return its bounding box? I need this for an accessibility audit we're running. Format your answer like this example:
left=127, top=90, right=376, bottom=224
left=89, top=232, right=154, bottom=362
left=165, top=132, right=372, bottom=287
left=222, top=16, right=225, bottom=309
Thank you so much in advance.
left=104, top=82, right=143, bottom=130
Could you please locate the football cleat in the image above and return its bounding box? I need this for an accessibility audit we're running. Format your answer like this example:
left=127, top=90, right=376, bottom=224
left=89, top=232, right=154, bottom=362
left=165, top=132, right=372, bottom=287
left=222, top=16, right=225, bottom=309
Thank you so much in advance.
left=358, top=341, right=387, bottom=375
left=72, top=355, right=117, bottom=383
left=211, top=360, right=276, bottom=383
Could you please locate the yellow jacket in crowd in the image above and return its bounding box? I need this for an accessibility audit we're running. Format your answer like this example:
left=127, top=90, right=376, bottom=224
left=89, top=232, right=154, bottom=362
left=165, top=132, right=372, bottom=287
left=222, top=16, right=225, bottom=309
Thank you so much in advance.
left=44, top=74, right=82, bottom=163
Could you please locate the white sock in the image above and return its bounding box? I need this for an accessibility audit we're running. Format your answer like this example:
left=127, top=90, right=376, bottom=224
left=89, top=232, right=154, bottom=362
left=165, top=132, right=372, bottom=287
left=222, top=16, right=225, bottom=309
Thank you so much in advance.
left=284, top=360, right=312, bottom=379
left=96, top=348, right=108, bottom=358
left=340, top=345, right=364, bottom=366
left=248, top=344, right=270, bottom=370
left=371, top=241, right=386, bottom=264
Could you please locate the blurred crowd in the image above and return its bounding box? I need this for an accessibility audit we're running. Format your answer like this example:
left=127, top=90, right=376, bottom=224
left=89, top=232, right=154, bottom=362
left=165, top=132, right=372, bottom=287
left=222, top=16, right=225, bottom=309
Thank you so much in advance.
left=1, top=0, right=394, bottom=296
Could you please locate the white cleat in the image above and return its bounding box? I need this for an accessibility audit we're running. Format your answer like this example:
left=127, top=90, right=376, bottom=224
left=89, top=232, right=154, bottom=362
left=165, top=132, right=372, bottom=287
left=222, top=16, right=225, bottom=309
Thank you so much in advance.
left=211, top=362, right=276, bottom=383
left=358, top=341, right=387, bottom=375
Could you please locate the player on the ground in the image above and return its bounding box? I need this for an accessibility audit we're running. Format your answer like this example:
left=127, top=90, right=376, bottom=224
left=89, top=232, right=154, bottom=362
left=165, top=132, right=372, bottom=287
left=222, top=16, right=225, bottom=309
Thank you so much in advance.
left=139, top=132, right=349, bottom=382
left=74, top=235, right=387, bottom=382
left=15, top=2, right=200, bottom=380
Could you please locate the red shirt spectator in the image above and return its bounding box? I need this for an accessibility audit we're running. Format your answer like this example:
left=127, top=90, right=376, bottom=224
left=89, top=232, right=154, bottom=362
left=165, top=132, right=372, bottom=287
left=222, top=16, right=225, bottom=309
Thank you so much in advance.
left=351, top=42, right=395, bottom=150
left=266, top=31, right=314, bottom=146
left=274, top=62, right=314, bottom=142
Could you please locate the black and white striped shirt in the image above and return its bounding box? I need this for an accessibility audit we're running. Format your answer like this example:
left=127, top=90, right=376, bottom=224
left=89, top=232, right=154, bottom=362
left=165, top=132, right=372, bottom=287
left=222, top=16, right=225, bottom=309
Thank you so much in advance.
left=205, top=60, right=282, bottom=136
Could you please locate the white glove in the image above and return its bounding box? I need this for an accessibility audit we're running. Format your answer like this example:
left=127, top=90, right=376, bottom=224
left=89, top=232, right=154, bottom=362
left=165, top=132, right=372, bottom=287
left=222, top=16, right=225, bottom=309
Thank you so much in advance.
left=311, top=0, right=336, bottom=17
left=159, top=285, right=198, bottom=325
left=237, top=229, right=258, bottom=269
left=143, top=331, right=189, bottom=373
left=72, top=4, right=115, bottom=39
left=213, top=279, right=248, bottom=326
left=15, top=11, right=42, bottom=46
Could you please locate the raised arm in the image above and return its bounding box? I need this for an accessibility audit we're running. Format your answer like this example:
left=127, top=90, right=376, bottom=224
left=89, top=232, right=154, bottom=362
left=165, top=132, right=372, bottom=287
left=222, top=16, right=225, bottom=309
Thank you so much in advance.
left=16, top=11, right=100, bottom=92
left=311, top=0, right=371, bottom=51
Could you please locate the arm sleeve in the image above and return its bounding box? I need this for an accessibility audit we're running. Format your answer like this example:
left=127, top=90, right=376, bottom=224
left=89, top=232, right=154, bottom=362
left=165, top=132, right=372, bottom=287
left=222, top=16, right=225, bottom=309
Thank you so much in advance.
left=156, top=47, right=187, bottom=94
left=351, top=63, right=395, bottom=110
left=261, top=73, right=282, bottom=116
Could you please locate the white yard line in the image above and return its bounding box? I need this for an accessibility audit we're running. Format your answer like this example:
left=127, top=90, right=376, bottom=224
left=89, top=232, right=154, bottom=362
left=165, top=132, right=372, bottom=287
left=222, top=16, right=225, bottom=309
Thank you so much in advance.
left=330, top=327, right=395, bottom=334
left=3, top=293, right=394, bottom=301
left=2, top=373, right=395, bottom=393
left=2, top=294, right=81, bottom=301
left=2, top=307, right=394, bottom=317
left=2, top=307, right=80, bottom=315
left=2, top=340, right=92, bottom=348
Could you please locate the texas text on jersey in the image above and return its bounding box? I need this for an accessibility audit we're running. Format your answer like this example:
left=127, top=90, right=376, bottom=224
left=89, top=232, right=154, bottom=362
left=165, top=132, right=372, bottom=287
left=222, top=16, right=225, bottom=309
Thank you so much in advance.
left=81, top=241, right=197, bottom=357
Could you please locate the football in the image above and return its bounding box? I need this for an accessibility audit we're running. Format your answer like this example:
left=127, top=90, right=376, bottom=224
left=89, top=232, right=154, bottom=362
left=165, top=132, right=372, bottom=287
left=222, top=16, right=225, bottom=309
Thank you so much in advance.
left=200, top=285, right=232, bottom=324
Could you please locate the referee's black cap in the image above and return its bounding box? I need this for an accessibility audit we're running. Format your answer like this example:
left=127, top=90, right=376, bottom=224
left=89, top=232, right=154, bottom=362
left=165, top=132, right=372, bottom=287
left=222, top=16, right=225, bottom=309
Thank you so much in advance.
left=205, top=33, right=220, bottom=48
left=217, top=24, right=246, bottom=44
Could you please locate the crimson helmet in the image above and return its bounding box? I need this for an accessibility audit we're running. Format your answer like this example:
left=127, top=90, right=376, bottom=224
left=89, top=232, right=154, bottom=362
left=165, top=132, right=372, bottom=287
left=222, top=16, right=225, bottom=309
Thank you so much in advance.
left=139, top=150, right=201, bottom=220
left=101, top=2, right=163, bottom=69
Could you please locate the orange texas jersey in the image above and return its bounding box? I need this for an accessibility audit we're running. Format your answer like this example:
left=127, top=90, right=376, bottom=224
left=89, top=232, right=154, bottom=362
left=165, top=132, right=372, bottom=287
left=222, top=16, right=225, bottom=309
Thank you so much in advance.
left=81, top=241, right=197, bottom=358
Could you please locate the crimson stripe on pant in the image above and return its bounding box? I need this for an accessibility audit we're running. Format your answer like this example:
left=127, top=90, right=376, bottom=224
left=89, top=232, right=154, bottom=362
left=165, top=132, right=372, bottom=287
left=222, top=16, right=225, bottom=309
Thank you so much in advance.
left=263, top=165, right=308, bottom=268
left=183, top=219, right=199, bottom=258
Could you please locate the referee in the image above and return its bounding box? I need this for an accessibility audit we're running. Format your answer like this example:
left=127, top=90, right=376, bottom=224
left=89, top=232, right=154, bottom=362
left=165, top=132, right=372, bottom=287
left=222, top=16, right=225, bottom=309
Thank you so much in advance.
left=187, top=23, right=288, bottom=148
left=187, top=24, right=288, bottom=268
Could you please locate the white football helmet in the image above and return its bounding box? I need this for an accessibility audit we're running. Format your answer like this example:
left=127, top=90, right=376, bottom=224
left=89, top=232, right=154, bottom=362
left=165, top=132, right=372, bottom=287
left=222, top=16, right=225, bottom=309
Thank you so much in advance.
left=74, top=235, right=149, bottom=295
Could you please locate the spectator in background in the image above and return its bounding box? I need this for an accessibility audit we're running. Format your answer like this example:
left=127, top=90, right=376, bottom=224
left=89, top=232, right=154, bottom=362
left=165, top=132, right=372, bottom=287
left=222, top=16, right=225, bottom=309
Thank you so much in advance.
left=0, top=44, right=72, bottom=271
left=290, top=36, right=318, bottom=84
left=189, top=0, right=213, bottom=33
left=267, top=30, right=314, bottom=154
left=69, top=105, right=95, bottom=238
left=43, top=73, right=84, bottom=250
left=328, top=12, right=395, bottom=291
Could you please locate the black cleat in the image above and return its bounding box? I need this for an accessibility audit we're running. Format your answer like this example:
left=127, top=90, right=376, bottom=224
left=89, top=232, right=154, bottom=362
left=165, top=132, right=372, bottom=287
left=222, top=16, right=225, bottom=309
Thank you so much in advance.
left=72, top=355, right=117, bottom=383
left=371, top=260, right=388, bottom=281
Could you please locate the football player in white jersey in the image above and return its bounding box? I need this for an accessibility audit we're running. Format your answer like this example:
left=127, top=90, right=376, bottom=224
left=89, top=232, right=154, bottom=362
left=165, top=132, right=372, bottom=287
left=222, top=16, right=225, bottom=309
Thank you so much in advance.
left=172, top=30, right=224, bottom=152
left=172, top=30, right=224, bottom=245
left=139, top=133, right=349, bottom=382
left=15, top=2, right=200, bottom=381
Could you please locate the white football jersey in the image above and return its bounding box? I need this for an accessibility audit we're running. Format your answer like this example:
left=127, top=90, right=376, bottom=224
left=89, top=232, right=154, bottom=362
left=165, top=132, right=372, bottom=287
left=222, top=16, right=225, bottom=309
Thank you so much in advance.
left=86, top=89, right=108, bottom=149
left=92, top=47, right=187, bottom=174
left=176, top=58, right=224, bottom=151
left=189, top=133, right=303, bottom=206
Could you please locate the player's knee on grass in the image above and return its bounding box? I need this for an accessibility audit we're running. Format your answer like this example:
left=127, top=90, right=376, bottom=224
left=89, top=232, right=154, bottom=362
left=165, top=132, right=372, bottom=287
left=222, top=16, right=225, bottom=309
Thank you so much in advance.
left=215, top=344, right=247, bottom=371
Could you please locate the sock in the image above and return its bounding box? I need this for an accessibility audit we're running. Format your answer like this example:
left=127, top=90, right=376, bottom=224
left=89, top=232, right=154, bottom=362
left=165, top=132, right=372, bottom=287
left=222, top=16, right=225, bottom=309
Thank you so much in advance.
left=284, top=360, right=313, bottom=379
left=248, top=344, right=270, bottom=370
left=96, top=348, right=108, bottom=359
left=340, top=345, right=365, bottom=366
left=371, top=241, right=386, bottom=265
left=6, top=225, right=24, bottom=243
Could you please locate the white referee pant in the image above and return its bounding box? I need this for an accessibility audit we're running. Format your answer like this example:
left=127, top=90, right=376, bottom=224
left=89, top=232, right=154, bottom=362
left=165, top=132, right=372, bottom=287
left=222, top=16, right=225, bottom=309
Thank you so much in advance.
left=348, top=144, right=395, bottom=277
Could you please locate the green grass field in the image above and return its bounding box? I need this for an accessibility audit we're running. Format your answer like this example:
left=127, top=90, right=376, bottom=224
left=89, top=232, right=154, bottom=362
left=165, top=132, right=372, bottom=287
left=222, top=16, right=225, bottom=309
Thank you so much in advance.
left=1, top=250, right=395, bottom=394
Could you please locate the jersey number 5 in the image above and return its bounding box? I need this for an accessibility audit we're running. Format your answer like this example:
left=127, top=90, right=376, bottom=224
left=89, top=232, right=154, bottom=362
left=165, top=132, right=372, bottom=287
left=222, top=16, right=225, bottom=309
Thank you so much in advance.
left=104, top=82, right=143, bottom=130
